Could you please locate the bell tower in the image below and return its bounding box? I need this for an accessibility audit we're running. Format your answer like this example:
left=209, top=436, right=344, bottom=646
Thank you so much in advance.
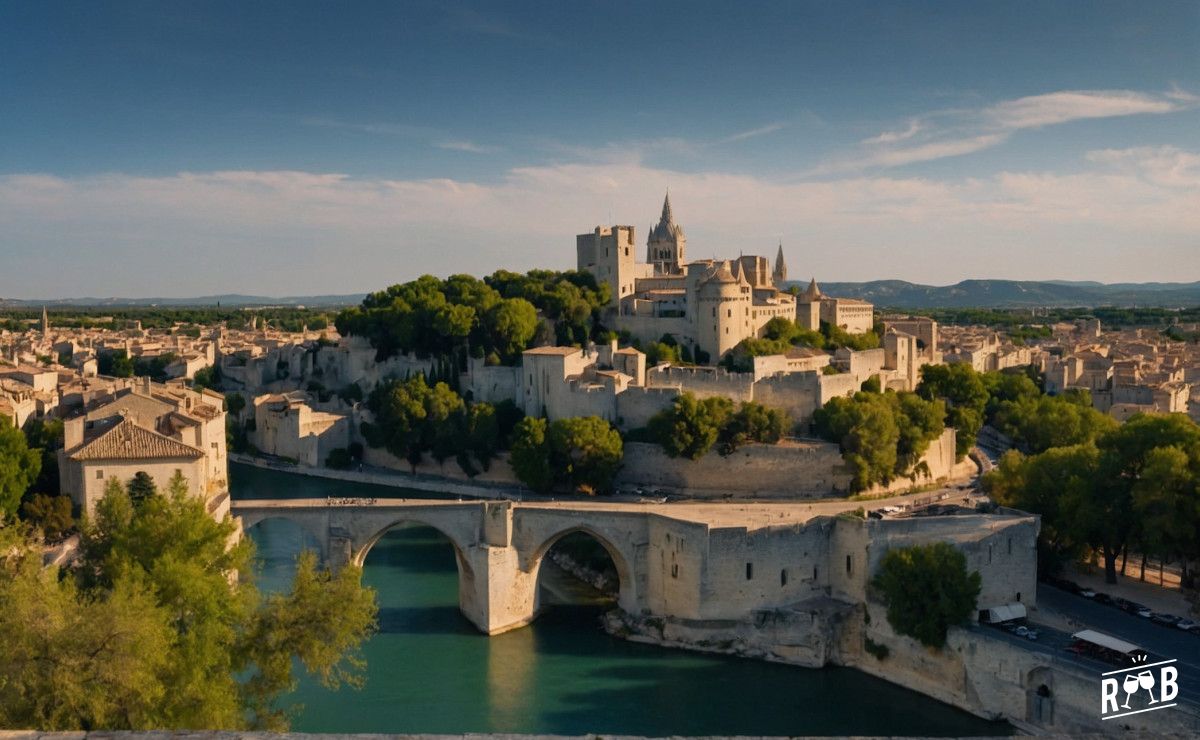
left=646, top=191, right=686, bottom=275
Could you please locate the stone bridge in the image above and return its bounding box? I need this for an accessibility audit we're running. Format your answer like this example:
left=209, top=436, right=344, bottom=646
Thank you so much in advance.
left=233, top=498, right=659, bottom=634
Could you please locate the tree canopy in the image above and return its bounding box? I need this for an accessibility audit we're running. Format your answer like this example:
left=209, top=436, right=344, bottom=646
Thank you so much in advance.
left=916, top=363, right=989, bottom=458
left=510, top=416, right=623, bottom=495
left=985, top=412, right=1200, bottom=584
left=812, top=390, right=945, bottom=491
left=0, top=418, right=41, bottom=517
left=872, top=542, right=981, bottom=648
left=336, top=271, right=606, bottom=364
left=0, top=474, right=377, bottom=731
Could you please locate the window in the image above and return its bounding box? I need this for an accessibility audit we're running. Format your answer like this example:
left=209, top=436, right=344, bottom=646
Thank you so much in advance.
left=988, top=545, right=992, bottom=564
left=813, top=566, right=818, bottom=581
left=1007, top=537, right=1012, bottom=555
left=745, top=562, right=754, bottom=580
left=671, top=563, right=679, bottom=578
left=845, top=554, right=853, bottom=575
left=175, top=468, right=182, bottom=477
left=780, top=569, right=788, bottom=587
left=95, top=469, right=104, bottom=479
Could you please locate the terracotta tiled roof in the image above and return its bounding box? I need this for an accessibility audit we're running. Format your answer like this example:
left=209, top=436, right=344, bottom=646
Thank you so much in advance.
left=69, top=418, right=204, bottom=461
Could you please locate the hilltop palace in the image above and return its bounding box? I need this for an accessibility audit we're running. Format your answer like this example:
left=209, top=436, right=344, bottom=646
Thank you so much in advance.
left=577, top=194, right=874, bottom=359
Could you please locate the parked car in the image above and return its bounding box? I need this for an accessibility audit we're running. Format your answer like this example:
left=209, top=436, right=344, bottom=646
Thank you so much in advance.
left=1079, top=588, right=1097, bottom=598
left=1093, top=592, right=1114, bottom=605
left=1121, top=601, right=1147, bottom=615
left=1113, top=597, right=1134, bottom=611
left=1015, top=626, right=1030, bottom=638
left=1151, top=613, right=1181, bottom=627
left=1025, top=629, right=1039, bottom=641
left=1137, top=607, right=1154, bottom=618
left=1176, top=619, right=1197, bottom=632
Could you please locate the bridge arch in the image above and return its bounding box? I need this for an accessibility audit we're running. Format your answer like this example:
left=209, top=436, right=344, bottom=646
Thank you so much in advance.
left=527, top=524, right=638, bottom=616
left=238, top=513, right=331, bottom=562
left=353, top=517, right=476, bottom=581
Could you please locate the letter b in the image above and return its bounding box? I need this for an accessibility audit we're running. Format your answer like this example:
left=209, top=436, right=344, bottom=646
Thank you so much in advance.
left=1159, top=666, right=1178, bottom=703
left=1101, top=677, right=1120, bottom=714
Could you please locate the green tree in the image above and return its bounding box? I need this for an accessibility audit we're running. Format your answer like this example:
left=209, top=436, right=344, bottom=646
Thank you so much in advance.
left=1131, top=445, right=1200, bottom=585
left=992, top=392, right=1116, bottom=453
left=483, top=298, right=538, bottom=362
left=983, top=445, right=1100, bottom=574
left=647, top=393, right=734, bottom=460
left=127, top=471, right=158, bottom=506
left=872, top=542, right=981, bottom=648
left=225, top=392, right=247, bottom=417
left=21, top=417, right=63, bottom=503
left=45, top=476, right=379, bottom=730
left=1087, top=413, right=1200, bottom=583
left=813, top=393, right=900, bottom=491
left=721, top=401, right=790, bottom=453
left=917, top=363, right=989, bottom=457
left=20, top=493, right=74, bottom=539
left=510, top=417, right=552, bottom=493
left=0, top=418, right=41, bottom=517
left=546, top=416, right=623, bottom=495
left=465, top=403, right=501, bottom=472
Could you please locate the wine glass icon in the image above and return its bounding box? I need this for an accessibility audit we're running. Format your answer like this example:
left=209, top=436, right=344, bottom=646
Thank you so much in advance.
left=1121, top=673, right=1140, bottom=709
left=1138, top=669, right=1158, bottom=704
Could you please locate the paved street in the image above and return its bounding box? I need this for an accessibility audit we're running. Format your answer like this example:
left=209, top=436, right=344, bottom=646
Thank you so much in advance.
left=1030, top=584, right=1200, bottom=708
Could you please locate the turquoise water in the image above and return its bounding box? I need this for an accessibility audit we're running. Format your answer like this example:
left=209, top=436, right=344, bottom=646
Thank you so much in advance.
left=238, top=464, right=1010, bottom=736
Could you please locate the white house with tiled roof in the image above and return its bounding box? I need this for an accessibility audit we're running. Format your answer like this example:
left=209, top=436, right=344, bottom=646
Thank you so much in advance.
left=59, top=377, right=229, bottom=518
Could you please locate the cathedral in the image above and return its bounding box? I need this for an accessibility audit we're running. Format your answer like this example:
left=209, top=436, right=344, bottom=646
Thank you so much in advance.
left=577, top=194, right=870, bottom=361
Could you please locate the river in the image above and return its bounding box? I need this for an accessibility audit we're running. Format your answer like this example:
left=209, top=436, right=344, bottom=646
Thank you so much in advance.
left=234, top=463, right=1010, bottom=736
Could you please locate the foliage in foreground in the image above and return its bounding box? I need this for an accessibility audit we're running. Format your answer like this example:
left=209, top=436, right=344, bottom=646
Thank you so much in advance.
left=0, top=475, right=377, bottom=731
left=872, top=542, right=981, bottom=648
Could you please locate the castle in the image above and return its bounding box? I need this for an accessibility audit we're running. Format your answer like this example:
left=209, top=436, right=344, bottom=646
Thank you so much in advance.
left=577, top=194, right=874, bottom=360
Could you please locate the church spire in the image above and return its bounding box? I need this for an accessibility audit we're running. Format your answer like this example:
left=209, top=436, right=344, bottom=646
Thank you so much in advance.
left=660, top=190, right=673, bottom=225
left=773, top=242, right=788, bottom=285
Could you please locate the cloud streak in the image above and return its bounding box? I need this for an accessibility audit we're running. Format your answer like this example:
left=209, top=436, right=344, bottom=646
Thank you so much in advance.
left=822, top=89, right=1198, bottom=173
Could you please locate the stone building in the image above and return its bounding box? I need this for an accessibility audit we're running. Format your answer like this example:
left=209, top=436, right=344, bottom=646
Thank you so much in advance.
left=59, top=378, right=229, bottom=518
left=577, top=194, right=873, bottom=360
left=252, top=391, right=351, bottom=467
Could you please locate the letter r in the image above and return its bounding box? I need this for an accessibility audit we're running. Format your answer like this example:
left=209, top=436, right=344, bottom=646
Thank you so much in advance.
left=1101, top=678, right=1120, bottom=714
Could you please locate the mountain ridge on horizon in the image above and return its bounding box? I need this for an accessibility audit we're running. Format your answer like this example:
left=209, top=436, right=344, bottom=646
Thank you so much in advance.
left=4, top=278, right=1200, bottom=310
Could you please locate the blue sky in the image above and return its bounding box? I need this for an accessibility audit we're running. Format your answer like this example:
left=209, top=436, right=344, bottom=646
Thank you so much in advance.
left=2, top=1, right=1198, bottom=298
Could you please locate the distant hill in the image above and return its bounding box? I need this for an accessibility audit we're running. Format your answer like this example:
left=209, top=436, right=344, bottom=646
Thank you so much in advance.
left=0, top=294, right=366, bottom=309
left=793, top=279, right=1200, bottom=309
left=6, top=279, right=1200, bottom=310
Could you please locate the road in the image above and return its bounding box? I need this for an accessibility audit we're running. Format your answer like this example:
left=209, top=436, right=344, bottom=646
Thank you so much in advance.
left=1032, top=584, right=1200, bottom=707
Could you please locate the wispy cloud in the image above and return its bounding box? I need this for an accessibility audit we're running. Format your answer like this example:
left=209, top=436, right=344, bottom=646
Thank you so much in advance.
left=303, top=117, right=501, bottom=155
left=984, top=90, right=1186, bottom=129
left=821, top=89, right=1198, bottom=174
left=435, top=140, right=503, bottom=154
left=717, top=122, right=787, bottom=144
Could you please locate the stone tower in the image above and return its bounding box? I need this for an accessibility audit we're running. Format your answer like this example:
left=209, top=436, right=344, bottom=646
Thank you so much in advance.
left=773, top=243, right=788, bottom=286
left=696, top=261, right=751, bottom=360
left=577, top=225, right=637, bottom=308
left=646, top=191, right=686, bottom=275
left=40, top=306, right=49, bottom=336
